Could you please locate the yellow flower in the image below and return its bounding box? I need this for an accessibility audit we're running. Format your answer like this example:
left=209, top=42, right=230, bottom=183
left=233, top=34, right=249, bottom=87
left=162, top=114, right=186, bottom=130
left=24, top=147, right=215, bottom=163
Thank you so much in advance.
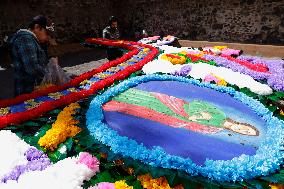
left=217, top=79, right=227, bottom=86
left=180, top=56, right=186, bottom=63
left=107, top=67, right=121, bottom=72
left=179, top=51, right=187, bottom=55
left=114, top=180, right=133, bottom=189
left=194, top=52, right=204, bottom=57
left=143, top=48, right=150, bottom=52
left=214, top=46, right=227, bottom=50
left=280, top=109, right=284, bottom=116
left=80, top=80, right=90, bottom=85
left=161, top=54, right=168, bottom=61
left=96, top=73, right=110, bottom=79
left=269, top=184, right=284, bottom=189
left=38, top=103, right=81, bottom=151
left=162, top=54, right=186, bottom=65
left=48, top=92, right=63, bottom=100
left=172, top=58, right=179, bottom=65
left=24, top=99, right=42, bottom=110
left=119, top=63, right=129, bottom=67
left=212, top=74, right=227, bottom=86
left=0, top=107, right=10, bottom=116
left=35, top=83, right=55, bottom=90
left=137, top=174, right=182, bottom=189
left=67, top=88, right=79, bottom=93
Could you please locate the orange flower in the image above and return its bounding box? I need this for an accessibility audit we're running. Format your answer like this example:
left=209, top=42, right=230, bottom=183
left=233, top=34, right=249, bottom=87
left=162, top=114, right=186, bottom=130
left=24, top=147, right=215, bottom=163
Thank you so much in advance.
left=127, top=168, right=135, bottom=175
left=100, top=153, right=108, bottom=159
left=138, top=174, right=184, bottom=189
left=280, top=109, right=284, bottom=116
left=270, top=184, right=284, bottom=189
left=161, top=54, right=186, bottom=65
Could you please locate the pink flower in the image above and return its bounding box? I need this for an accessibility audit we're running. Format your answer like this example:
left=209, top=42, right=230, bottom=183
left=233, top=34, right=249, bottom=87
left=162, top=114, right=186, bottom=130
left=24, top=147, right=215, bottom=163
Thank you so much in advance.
left=148, top=36, right=160, bottom=41
left=77, top=152, right=100, bottom=173
left=204, top=74, right=219, bottom=83
left=221, top=48, right=241, bottom=56
left=88, top=182, right=115, bottom=189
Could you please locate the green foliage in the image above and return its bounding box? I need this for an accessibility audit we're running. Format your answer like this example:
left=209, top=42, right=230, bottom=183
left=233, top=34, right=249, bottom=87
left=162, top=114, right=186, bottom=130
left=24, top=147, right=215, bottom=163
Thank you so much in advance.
left=5, top=72, right=284, bottom=188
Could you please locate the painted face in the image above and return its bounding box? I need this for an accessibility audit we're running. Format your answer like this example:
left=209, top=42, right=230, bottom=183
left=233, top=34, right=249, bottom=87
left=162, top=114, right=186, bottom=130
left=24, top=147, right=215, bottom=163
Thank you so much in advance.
left=223, top=120, right=259, bottom=136
left=111, top=21, right=118, bottom=29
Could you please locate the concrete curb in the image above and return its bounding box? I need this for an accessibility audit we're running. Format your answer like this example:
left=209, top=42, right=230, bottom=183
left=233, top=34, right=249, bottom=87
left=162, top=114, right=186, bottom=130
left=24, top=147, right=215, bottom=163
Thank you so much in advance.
left=178, top=40, right=284, bottom=58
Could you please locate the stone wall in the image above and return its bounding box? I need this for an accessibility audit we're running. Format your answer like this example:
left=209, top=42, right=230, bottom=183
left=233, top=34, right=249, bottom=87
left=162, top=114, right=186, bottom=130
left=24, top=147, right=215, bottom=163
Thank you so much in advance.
left=0, top=0, right=113, bottom=43
left=0, top=0, right=283, bottom=45
left=113, top=0, right=284, bottom=45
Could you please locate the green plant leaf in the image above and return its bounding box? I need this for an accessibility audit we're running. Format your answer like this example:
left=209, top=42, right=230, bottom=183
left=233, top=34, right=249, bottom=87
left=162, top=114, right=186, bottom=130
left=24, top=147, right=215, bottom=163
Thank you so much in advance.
left=48, top=138, right=73, bottom=163
left=21, top=121, right=40, bottom=127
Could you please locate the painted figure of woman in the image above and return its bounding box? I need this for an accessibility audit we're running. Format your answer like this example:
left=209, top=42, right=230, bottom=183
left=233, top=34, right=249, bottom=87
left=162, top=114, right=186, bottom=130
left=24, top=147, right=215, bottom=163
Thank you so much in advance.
left=103, top=88, right=259, bottom=136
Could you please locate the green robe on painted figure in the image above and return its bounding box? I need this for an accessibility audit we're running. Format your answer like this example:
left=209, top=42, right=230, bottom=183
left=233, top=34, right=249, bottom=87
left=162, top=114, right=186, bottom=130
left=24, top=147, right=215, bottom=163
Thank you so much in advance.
left=103, top=88, right=259, bottom=136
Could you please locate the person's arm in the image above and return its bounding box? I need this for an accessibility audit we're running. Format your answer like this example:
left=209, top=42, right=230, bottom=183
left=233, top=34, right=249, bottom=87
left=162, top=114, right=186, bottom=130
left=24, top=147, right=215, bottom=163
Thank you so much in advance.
left=115, top=28, right=120, bottom=39
left=103, top=29, right=110, bottom=39
left=15, top=35, right=46, bottom=78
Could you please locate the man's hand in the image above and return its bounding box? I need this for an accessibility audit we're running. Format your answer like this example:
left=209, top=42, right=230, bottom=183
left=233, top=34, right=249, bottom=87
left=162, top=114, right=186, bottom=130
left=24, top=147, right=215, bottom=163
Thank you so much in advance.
left=49, top=57, right=58, bottom=65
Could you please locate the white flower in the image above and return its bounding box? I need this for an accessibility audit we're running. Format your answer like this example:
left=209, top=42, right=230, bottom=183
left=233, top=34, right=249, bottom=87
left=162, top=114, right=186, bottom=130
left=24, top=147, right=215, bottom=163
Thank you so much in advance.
left=189, top=63, right=272, bottom=95
left=0, top=155, right=96, bottom=189
left=0, top=131, right=97, bottom=189
left=142, top=55, right=272, bottom=95
left=58, top=145, right=67, bottom=154
left=0, top=131, right=31, bottom=179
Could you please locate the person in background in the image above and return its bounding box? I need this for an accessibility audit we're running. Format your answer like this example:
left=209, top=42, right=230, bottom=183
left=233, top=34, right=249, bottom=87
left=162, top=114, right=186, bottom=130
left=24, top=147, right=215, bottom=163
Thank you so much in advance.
left=9, top=15, right=55, bottom=96
left=103, top=16, right=120, bottom=40
left=102, top=16, right=123, bottom=60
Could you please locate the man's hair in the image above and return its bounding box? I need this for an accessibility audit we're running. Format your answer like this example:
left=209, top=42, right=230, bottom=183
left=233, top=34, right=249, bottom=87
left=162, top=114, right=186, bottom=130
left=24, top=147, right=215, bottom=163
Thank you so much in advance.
left=28, top=15, right=51, bottom=30
left=108, top=16, right=118, bottom=26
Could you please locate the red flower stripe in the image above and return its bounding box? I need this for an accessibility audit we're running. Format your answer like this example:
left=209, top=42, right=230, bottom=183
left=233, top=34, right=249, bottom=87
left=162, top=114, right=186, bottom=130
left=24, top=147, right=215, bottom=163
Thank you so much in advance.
left=0, top=39, right=159, bottom=128
left=221, top=54, right=269, bottom=73
left=186, top=54, right=209, bottom=62
left=166, top=54, right=181, bottom=59
left=0, top=39, right=139, bottom=108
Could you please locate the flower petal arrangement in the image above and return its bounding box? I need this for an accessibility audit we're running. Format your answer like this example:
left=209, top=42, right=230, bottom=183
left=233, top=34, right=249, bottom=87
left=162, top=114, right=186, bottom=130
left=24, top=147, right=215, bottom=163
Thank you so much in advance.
left=139, top=35, right=175, bottom=46
left=0, top=130, right=49, bottom=181
left=0, top=130, right=100, bottom=189
left=1, top=37, right=284, bottom=188
left=38, top=102, right=81, bottom=151
left=86, top=74, right=284, bottom=182
left=142, top=58, right=273, bottom=95
left=0, top=39, right=159, bottom=128
left=237, top=55, right=284, bottom=91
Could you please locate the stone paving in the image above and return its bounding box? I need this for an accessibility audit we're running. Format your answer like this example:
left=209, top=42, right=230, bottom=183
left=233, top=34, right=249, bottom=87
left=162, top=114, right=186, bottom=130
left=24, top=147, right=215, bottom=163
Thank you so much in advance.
left=63, top=58, right=107, bottom=76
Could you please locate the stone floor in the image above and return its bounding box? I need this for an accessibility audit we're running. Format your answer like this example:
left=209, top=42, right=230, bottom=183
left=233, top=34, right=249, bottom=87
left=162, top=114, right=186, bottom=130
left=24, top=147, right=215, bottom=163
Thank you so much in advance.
left=63, top=58, right=107, bottom=76
left=0, top=47, right=107, bottom=99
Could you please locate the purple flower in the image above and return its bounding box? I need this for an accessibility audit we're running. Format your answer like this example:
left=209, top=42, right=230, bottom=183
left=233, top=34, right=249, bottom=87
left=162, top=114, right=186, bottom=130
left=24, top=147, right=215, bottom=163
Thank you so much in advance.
left=203, top=54, right=269, bottom=80
left=25, top=158, right=50, bottom=171
left=172, top=65, right=192, bottom=76
left=237, top=55, right=284, bottom=91
left=1, top=147, right=51, bottom=183
left=203, top=54, right=284, bottom=91
left=25, top=147, right=48, bottom=161
left=1, top=165, right=25, bottom=183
